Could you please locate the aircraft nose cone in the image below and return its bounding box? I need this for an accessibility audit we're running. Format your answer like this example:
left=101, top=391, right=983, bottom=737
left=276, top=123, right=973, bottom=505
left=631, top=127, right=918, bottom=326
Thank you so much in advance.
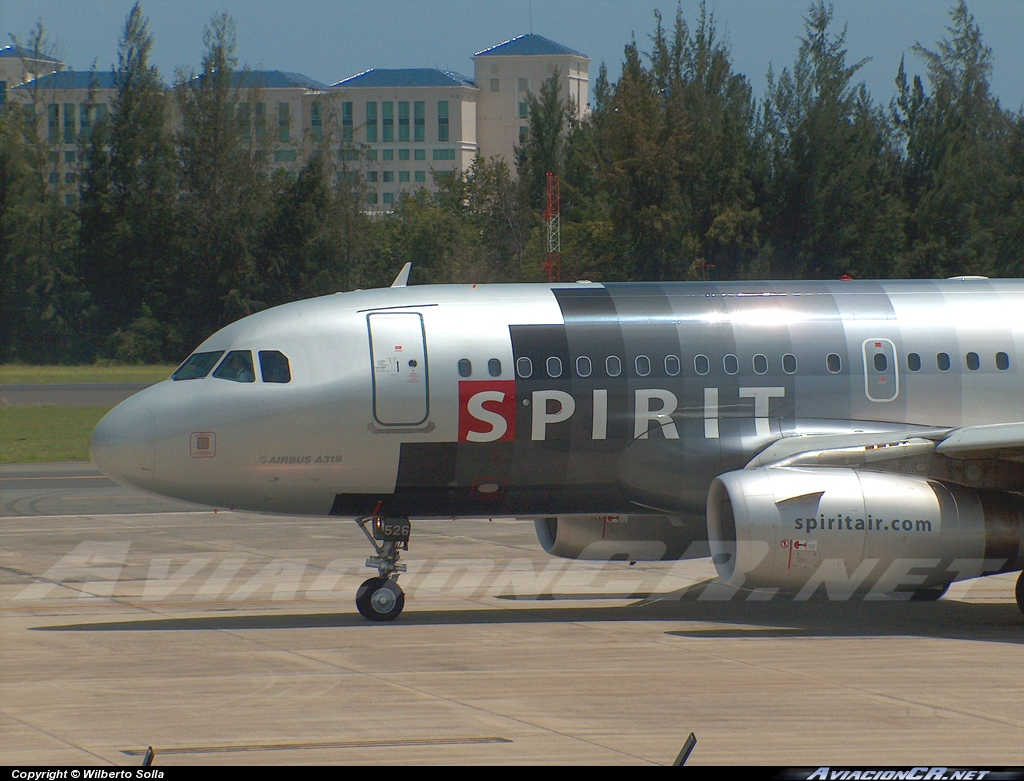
left=91, top=398, right=156, bottom=491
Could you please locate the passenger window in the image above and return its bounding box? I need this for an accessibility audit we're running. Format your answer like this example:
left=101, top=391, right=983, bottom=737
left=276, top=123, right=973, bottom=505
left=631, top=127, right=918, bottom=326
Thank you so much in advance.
left=488, top=358, right=501, bottom=377
left=753, top=354, right=768, bottom=375
left=997, top=352, right=1010, bottom=370
left=458, top=359, right=472, bottom=377
left=172, top=351, right=224, bottom=380
left=606, top=356, right=621, bottom=377
left=665, top=355, right=680, bottom=376
left=635, top=355, right=651, bottom=377
left=546, top=356, right=562, bottom=378
left=782, top=353, right=797, bottom=374
left=873, top=353, right=888, bottom=372
left=694, top=354, right=710, bottom=375
left=723, top=354, right=739, bottom=375
left=827, top=353, right=842, bottom=373
left=937, top=352, right=951, bottom=371
left=516, top=357, right=533, bottom=378
left=258, top=350, right=291, bottom=383
left=213, top=350, right=255, bottom=383
left=966, top=352, right=980, bottom=371
left=907, top=353, right=921, bottom=372
left=576, top=356, right=592, bottom=378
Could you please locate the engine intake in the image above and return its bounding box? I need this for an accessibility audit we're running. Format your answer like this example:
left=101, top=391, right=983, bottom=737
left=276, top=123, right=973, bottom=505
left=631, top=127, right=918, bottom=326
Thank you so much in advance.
left=707, top=467, right=1024, bottom=597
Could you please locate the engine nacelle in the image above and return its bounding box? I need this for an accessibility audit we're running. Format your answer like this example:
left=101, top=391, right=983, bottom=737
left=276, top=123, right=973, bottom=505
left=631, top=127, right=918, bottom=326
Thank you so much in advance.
left=707, top=467, right=1024, bottom=596
left=533, top=513, right=705, bottom=561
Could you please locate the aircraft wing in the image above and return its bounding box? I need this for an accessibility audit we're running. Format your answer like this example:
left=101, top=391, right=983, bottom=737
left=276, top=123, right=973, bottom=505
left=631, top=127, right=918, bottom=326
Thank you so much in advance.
left=933, top=422, right=1024, bottom=460
left=746, top=422, right=1024, bottom=470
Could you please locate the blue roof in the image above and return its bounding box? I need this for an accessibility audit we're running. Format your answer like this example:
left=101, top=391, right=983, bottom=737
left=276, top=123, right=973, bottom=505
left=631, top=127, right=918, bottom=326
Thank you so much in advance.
left=332, top=68, right=475, bottom=89
left=185, top=70, right=327, bottom=90
left=474, top=34, right=586, bottom=58
left=0, top=44, right=61, bottom=63
left=14, top=70, right=120, bottom=90
left=232, top=70, right=328, bottom=90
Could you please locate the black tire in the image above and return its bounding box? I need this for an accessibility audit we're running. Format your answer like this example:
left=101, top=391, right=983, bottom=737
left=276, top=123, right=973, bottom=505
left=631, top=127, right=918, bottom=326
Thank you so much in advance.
left=356, top=577, right=405, bottom=621
left=1015, top=571, right=1024, bottom=618
left=908, top=583, right=950, bottom=602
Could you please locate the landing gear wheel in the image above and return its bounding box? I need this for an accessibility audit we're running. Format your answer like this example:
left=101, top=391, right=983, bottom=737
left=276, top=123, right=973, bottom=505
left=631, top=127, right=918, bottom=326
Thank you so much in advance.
left=354, top=513, right=411, bottom=621
left=1015, top=571, right=1024, bottom=618
left=909, top=584, right=950, bottom=602
left=356, top=577, right=405, bottom=621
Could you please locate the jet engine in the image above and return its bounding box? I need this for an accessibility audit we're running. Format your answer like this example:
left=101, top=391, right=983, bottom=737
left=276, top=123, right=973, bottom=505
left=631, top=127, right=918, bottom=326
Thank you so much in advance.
left=706, top=467, right=1024, bottom=597
left=533, top=513, right=706, bottom=561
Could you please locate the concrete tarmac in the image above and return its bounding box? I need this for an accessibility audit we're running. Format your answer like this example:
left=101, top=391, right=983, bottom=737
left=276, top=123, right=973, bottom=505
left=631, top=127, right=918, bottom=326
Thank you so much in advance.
left=2, top=463, right=1023, bottom=766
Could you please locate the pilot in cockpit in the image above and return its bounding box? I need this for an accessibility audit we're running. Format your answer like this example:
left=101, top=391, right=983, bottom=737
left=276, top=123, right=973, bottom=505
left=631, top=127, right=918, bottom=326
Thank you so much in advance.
left=213, top=350, right=256, bottom=383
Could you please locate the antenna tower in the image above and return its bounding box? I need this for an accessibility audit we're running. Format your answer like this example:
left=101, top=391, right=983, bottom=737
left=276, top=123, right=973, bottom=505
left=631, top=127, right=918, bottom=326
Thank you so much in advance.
left=543, top=172, right=561, bottom=282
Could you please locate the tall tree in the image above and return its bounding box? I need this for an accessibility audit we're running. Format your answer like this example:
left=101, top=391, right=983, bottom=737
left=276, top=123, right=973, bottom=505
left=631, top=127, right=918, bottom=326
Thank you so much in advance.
left=757, top=1, right=905, bottom=279
left=516, top=71, right=570, bottom=211
left=593, top=41, right=685, bottom=280
left=0, top=23, right=86, bottom=363
left=257, top=154, right=377, bottom=306
left=892, top=0, right=1021, bottom=277
left=579, top=5, right=763, bottom=282
left=174, top=13, right=268, bottom=349
left=648, top=4, right=760, bottom=279
left=79, top=3, right=178, bottom=361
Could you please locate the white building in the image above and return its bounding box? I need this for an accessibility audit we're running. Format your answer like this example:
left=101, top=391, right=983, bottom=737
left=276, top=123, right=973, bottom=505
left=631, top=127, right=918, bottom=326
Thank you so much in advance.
left=329, top=34, right=589, bottom=211
left=473, top=34, right=590, bottom=170
left=11, top=33, right=590, bottom=212
left=178, top=70, right=331, bottom=172
left=11, top=69, right=118, bottom=205
left=329, top=68, right=477, bottom=208
left=0, top=44, right=63, bottom=106
left=13, top=68, right=329, bottom=201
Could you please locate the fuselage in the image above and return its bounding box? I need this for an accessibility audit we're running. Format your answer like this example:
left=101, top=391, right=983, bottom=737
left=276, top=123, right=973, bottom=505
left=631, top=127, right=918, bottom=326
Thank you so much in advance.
left=91, top=278, right=1024, bottom=520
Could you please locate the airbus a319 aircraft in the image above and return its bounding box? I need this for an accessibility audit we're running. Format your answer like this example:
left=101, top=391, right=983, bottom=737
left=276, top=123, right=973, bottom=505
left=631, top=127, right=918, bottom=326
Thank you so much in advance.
left=91, top=269, right=1024, bottom=621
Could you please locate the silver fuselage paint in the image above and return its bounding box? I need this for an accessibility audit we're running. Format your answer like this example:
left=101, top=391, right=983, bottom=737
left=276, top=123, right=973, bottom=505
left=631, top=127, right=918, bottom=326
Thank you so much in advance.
left=91, top=279, right=1024, bottom=518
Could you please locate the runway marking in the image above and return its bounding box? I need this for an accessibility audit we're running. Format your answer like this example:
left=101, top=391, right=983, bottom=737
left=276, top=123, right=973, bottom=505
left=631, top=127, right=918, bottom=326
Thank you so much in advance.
left=122, top=737, right=512, bottom=755
left=1, top=710, right=111, bottom=765
left=0, top=599, right=346, bottom=613
left=0, top=475, right=107, bottom=481
left=205, top=614, right=660, bottom=764
left=61, top=494, right=147, bottom=499
left=3, top=511, right=217, bottom=521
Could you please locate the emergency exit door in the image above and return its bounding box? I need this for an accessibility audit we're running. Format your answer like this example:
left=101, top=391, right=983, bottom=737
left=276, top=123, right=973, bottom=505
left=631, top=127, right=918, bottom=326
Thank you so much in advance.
left=368, top=312, right=429, bottom=426
left=863, top=338, right=899, bottom=402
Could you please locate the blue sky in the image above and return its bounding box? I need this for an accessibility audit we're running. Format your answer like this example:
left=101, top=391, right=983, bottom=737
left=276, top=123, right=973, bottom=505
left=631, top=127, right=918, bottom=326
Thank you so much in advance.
left=4, top=1, right=1023, bottom=110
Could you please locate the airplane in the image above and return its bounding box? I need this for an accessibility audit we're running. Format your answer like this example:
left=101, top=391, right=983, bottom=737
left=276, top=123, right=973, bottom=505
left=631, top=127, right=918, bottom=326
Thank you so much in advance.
left=91, top=268, right=1024, bottom=621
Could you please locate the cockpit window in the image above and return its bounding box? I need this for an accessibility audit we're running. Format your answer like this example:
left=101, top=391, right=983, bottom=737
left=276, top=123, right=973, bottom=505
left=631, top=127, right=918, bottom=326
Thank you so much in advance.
left=259, top=350, right=291, bottom=383
left=213, top=350, right=256, bottom=383
left=171, top=351, right=224, bottom=380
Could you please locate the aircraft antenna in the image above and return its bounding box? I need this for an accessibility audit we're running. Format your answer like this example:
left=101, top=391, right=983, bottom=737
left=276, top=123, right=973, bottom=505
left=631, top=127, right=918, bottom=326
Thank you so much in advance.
left=390, top=262, right=412, bottom=287
left=542, top=171, right=561, bottom=282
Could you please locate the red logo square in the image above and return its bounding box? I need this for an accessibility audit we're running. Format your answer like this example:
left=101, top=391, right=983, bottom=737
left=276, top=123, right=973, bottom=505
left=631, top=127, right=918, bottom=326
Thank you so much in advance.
left=458, top=381, right=516, bottom=442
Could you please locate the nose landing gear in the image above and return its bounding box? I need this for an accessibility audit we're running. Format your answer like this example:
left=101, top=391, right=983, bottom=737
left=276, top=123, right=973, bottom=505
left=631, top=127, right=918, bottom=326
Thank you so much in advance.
left=355, top=515, right=411, bottom=621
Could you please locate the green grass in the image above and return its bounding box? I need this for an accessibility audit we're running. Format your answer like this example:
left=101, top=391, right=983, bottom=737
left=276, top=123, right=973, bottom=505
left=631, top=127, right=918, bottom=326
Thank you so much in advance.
left=0, top=407, right=111, bottom=463
left=0, top=364, right=175, bottom=385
